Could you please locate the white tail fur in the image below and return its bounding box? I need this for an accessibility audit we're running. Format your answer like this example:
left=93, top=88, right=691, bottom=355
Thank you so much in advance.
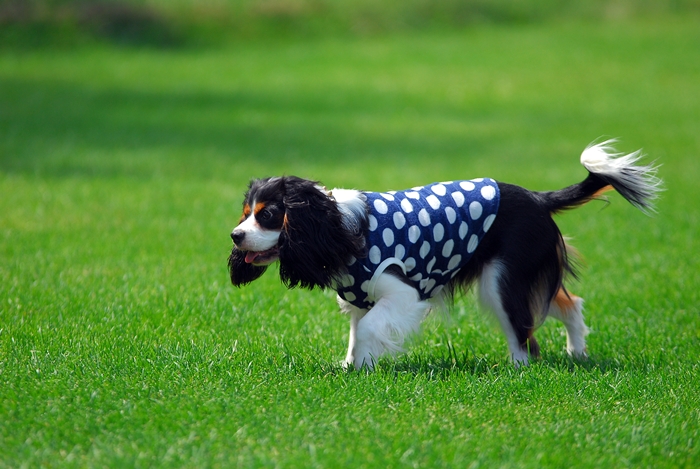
left=580, top=139, right=663, bottom=214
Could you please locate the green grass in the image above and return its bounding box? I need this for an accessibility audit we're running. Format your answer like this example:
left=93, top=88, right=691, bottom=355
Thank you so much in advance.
left=1, top=17, right=700, bottom=468
left=4, top=0, right=700, bottom=47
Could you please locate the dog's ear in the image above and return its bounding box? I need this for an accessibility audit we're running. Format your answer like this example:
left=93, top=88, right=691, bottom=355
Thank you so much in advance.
left=228, top=248, right=268, bottom=286
left=278, top=177, right=365, bottom=290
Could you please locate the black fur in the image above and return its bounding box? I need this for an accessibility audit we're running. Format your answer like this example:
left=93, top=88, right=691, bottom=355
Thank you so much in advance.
left=442, top=183, right=575, bottom=356
left=540, top=172, right=610, bottom=213
left=441, top=172, right=638, bottom=356
left=228, top=248, right=268, bottom=286
left=278, top=177, right=366, bottom=289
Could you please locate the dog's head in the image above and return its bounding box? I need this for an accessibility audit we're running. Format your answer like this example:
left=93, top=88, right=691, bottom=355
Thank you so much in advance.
left=228, top=176, right=367, bottom=290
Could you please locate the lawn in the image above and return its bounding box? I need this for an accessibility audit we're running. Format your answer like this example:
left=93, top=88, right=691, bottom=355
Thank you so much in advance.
left=1, top=16, right=699, bottom=468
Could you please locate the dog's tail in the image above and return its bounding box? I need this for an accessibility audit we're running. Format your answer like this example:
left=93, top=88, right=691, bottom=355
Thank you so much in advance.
left=542, top=139, right=662, bottom=214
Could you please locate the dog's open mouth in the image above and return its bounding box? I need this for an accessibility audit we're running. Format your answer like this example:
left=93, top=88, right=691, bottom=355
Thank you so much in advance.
left=243, top=247, right=280, bottom=266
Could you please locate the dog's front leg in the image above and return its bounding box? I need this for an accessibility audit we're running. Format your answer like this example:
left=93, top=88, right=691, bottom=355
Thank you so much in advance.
left=337, top=298, right=368, bottom=369
left=351, top=273, right=430, bottom=370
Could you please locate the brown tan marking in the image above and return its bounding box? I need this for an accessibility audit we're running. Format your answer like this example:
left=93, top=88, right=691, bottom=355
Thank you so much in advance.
left=554, top=288, right=581, bottom=316
left=253, top=202, right=266, bottom=215
left=239, top=203, right=252, bottom=223
left=593, top=184, right=614, bottom=199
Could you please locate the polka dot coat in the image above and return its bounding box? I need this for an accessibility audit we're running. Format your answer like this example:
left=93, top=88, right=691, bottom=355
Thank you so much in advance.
left=337, top=178, right=500, bottom=310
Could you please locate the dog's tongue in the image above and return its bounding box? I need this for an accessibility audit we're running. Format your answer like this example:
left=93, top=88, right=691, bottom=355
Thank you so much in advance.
left=244, top=251, right=259, bottom=264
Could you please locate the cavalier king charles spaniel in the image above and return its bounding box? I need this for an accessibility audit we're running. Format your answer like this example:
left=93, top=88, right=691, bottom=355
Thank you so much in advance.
left=228, top=140, right=661, bottom=370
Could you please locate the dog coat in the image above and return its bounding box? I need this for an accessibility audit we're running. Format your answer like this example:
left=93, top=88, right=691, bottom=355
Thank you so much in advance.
left=336, top=178, right=500, bottom=310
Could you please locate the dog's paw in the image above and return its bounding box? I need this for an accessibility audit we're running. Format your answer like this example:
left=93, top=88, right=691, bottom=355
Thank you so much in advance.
left=341, top=358, right=354, bottom=371
left=568, top=348, right=589, bottom=360
left=352, top=350, right=376, bottom=371
left=510, top=349, right=530, bottom=368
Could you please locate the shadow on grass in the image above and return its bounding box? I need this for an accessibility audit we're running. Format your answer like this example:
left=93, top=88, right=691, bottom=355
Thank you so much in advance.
left=0, top=1, right=185, bottom=48
left=0, top=76, right=501, bottom=181
left=294, top=346, right=641, bottom=380
left=386, top=347, right=665, bottom=379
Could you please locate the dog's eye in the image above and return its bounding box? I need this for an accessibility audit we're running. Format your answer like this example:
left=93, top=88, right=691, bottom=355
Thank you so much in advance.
left=258, top=209, right=272, bottom=221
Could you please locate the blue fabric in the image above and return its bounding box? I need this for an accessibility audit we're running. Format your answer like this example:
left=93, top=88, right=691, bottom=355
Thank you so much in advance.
left=337, top=178, right=500, bottom=310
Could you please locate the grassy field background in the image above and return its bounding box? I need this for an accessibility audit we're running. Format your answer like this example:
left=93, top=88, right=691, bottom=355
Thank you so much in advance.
left=3, top=0, right=700, bottom=46
left=1, top=7, right=700, bottom=469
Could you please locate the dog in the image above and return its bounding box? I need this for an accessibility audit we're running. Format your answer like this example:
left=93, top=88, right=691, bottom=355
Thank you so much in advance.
left=228, top=140, right=661, bottom=370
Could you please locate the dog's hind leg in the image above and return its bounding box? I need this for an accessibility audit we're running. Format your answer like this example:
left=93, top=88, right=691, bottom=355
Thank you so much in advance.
left=479, top=260, right=540, bottom=365
left=548, top=288, right=589, bottom=358
left=350, top=273, right=431, bottom=370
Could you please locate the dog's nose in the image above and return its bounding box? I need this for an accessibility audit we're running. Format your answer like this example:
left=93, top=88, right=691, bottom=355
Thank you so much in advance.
left=231, top=230, right=245, bottom=245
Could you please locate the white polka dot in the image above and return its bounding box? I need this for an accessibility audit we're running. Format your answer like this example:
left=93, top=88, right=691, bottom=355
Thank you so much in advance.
left=411, top=273, right=423, bottom=282
left=440, top=181, right=453, bottom=185
left=431, top=285, right=444, bottom=298
left=483, top=214, right=496, bottom=232
left=393, top=211, right=406, bottom=229
left=469, top=201, right=483, bottom=220
left=451, top=192, right=465, bottom=207
left=460, top=181, right=475, bottom=191
left=448, top=254, right=462, bottom=270
left=418, top=209, right=431, bottom=226
left=343, top=291, right=356, bottom=302
left=467, top=234, right=479, bottom=253
left=369, top=246, right=381, bottom=264
left=374, top=199, right=388, bottom=214
left=347, top=256, right=357, bottom=266
left=433, top=223, right=445, bottom=242
left=419, top=241, right=430, bottom=258
left=368, top=214, right=378, bottom=231
left=426, top=194, right=441, bottom=210
left=395, top=244, right=405, bottom=259
left=401, top=198, right=414, bottom=213
left=408, top=225, right=421, bottom=243
left=459, top=222, right=469, bottom=239
left=445, top=206, right=457, bottom=224
left=424, top=278, right=436, bottom=294
left=419, top=278, right=429, bottom=290
left=340, top=274, right=355, bottom=287
left=382, top=228, right=394, bottom=247
left=360, top=280, right=370, bottom=292
left=431, top=184, right=447, bottom=196
left=481, top=185, right=496, bottom=201
left=381, top=193, right=395, bottom=201
left=442, top=239, right=454, bottom=257
left=404, top=257, right=416, bottom=272
left=426, top=257, right=436, bottom=273
left=388, top=191, right=397, bottom=195
left=472, top=178, right=484, bottom=183
left=411, top=186, right=424, bottom=191
left=406, top=191, right=421, bottom=200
